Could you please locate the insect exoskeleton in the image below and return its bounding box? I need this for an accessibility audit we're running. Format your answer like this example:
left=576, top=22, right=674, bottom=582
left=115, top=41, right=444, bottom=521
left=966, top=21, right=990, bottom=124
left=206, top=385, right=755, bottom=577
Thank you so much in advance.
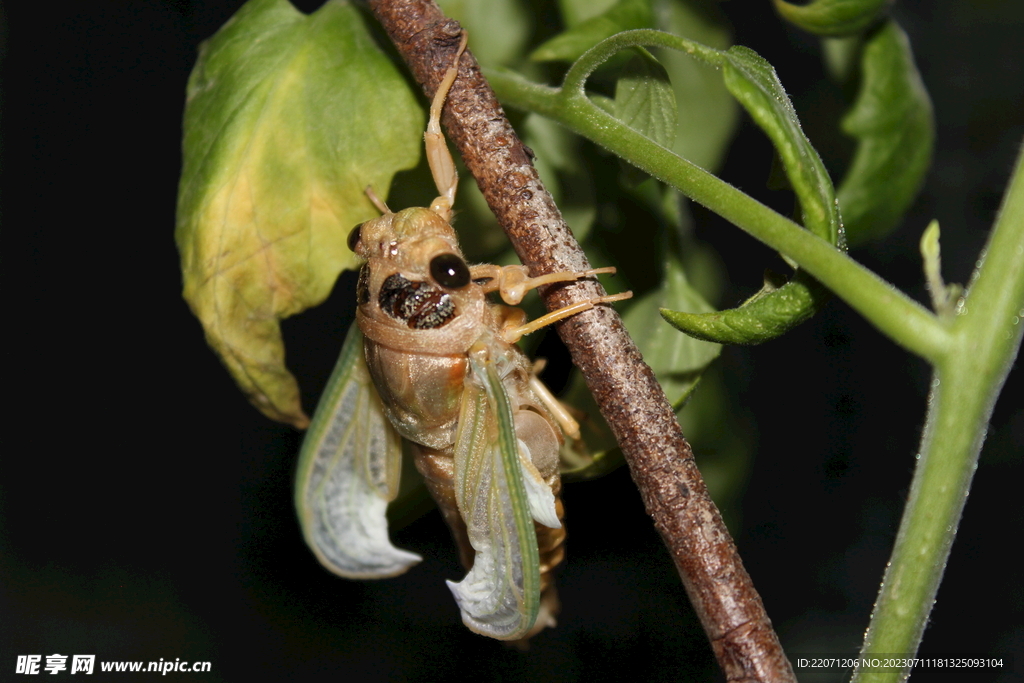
left=350, top=202, right=570, bottom=637
left=295, top=31, right=630, bottom=641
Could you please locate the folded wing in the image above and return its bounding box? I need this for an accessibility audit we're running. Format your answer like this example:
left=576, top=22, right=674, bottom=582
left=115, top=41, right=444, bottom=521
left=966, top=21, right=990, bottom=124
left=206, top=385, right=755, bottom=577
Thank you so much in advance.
left=295, top=325, right=421, bottom=578
left=446, top=346, right=558, bottom=639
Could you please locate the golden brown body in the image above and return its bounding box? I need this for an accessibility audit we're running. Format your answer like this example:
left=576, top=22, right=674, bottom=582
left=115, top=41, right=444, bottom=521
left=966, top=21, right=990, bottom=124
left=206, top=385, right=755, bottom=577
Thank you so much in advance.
left=358, top=250, right=569, bottom=632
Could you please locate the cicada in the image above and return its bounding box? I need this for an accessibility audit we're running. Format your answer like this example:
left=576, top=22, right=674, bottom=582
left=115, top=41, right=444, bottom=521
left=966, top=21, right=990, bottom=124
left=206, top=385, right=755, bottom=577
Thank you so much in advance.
left=295, top=33, right=629, bottom=640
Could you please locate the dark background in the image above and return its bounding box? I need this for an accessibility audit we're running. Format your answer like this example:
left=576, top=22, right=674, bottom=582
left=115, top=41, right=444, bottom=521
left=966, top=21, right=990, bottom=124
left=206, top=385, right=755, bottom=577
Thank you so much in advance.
left=2, top=1, right=1021, bottom=681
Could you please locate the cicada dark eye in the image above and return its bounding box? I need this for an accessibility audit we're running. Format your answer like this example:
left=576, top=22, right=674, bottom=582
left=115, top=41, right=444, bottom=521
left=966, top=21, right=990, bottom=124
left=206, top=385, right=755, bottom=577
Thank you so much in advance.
left=347, top=223, right=364, bottom=252
left=430, top=253, right=470, bottom=289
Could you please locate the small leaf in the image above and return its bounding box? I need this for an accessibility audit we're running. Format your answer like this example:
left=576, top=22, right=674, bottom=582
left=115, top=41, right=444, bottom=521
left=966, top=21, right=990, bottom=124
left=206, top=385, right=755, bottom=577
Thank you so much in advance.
left=562, top=252, right=720, bottom=477
left=773, top=0, right=893, bottom=37
left=822, top=34, right=862, bottom=83
left=558, top=0, right=619, bottom=28
left=531, top=0, right=654, bottom=63
left=662, top=44, right=843, bottom=345
left=662, top=271, right=830, bottom=344
left=919, top=220, right=961, bottom=318
left=721, top=46, right=842, bottom=246
left=626, top=253, right=720, bottom=404
left=614, top=48, right=678, bottom=150
left=175, top=0, right=421, bottom=427
left=837, top=20, right=934, bottom=246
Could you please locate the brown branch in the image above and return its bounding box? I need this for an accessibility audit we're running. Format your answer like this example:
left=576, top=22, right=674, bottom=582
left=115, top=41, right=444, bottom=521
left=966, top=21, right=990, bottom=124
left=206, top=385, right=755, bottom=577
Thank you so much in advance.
left=366, top=2, right=796, bottom=680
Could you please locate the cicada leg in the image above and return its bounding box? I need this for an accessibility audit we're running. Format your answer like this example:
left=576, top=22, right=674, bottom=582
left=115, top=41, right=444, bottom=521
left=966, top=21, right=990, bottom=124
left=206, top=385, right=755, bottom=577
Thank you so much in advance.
left=470, top=263, right=632, bottom=343
left=470, top=263, right=619, bottom=305
left=424, top=32, right=468, bottom=223
left=527, top=373, right=582, bottom=441
left=505, top=292, right=632, bottom=344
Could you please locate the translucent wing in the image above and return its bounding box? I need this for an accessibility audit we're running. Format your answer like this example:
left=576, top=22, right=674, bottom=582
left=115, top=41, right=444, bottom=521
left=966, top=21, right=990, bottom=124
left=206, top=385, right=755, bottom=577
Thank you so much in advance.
left=446, top=346, right=559, bottom=640
left=295, top=324, right=421, bottom=578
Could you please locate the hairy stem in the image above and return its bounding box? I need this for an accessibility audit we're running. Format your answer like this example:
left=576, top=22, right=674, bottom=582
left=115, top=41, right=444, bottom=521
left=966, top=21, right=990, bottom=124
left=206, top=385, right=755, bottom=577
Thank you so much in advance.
left=854, top=144, right=1024, bottom=682
left=367, top=1, right=795, bottom=680
left=487, top=31, right=950, bottom=363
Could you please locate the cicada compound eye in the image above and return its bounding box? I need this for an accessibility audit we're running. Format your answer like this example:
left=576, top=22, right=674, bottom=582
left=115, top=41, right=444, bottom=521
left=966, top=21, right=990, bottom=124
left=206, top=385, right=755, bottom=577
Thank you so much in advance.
left=430, top=253, right=471, bottom=289
left=347, top=223, right=364, bottom=252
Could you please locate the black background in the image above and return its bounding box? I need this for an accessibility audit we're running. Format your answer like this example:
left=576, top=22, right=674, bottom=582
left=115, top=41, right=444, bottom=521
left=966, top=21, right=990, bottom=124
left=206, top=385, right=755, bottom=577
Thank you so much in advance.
left=2, top=1, right=1022, bottom=681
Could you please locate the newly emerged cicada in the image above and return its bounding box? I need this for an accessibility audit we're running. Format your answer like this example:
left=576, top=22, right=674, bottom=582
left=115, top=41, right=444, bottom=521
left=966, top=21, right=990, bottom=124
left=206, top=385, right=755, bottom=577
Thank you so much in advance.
left=295, top=34, right=629, bottom=640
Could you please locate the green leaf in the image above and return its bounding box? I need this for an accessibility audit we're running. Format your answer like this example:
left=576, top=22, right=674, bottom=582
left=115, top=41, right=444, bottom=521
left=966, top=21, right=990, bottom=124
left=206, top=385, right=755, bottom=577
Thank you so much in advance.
left=837, top=20, right=934, bottom=246
left=436, top=0, right=529, bottom=68
left=562, top=253, right=720, bottom=477
left=773, top=0, right=893, bottom=37
left=175, top=0, right=422, bottom=428
left=627, top=254, right=721, bottom=403
left=655, top=0, right=738, bottom=173
left=558, top=0, right=619, bottom=28
left=531, top=0, right=654, bottom=63
left=614, top=48, right=677, bottom=150
left=721, top=46, right=842, bottom=246
left=661, top=44, right=843, bottom=345
left=662, top=270, right=830, bottom=344
left=822, top=34, right=862, bottom=83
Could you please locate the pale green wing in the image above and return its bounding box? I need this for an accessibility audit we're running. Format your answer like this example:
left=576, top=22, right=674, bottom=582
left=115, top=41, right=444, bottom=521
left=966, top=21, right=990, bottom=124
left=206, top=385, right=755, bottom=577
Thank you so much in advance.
left=295, top=324, right=421, bottom=578
left=446, top=349, right=554, bottom=640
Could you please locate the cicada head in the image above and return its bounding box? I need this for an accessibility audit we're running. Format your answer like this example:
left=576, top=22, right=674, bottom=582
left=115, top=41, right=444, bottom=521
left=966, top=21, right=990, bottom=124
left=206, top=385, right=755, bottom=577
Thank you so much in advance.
left=350, top=207, right=457, bottom=262
left=350, top=206, right=481, bottom=338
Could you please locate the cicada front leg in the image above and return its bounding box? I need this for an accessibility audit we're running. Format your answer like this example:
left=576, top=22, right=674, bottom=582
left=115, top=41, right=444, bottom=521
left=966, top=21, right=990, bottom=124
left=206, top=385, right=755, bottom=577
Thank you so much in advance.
left=423, top=32, right=468, bottom=222
left=470, top=263, right=632, bottom=344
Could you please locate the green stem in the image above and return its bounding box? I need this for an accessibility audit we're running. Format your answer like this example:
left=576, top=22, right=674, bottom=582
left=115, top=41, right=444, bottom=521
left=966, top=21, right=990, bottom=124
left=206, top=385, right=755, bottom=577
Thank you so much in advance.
left=492, top=31, right=1022, bottom=674
left=488, top=66, right=949, bottom=361
left=853, top=144, right=1024, bottom=682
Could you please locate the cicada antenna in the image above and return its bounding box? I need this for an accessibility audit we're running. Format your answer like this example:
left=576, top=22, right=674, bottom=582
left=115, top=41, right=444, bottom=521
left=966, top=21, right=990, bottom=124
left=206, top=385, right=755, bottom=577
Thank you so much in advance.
left=365, top=185, right=391, bottom=215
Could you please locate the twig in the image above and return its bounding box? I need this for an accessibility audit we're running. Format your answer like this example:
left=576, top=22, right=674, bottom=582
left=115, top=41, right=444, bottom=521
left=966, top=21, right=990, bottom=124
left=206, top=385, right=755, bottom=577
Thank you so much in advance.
left=366, top=2, right=796, bottom=680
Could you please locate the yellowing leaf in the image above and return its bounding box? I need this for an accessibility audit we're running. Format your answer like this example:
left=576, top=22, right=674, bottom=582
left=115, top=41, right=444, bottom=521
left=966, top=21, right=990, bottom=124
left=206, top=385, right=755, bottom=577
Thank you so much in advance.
left=175, top=0, right=421, bottom=427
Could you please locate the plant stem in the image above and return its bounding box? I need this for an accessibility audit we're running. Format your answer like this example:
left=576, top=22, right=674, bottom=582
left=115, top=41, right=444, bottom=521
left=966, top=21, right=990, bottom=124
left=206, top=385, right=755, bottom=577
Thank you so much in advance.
left=487, top=27, right=1024, bottom=679
left=487, top=52, right=950, bottom=363
left=367, top=2, right=796, bottom=680
left=853, top=144, right=1024, bottom=682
